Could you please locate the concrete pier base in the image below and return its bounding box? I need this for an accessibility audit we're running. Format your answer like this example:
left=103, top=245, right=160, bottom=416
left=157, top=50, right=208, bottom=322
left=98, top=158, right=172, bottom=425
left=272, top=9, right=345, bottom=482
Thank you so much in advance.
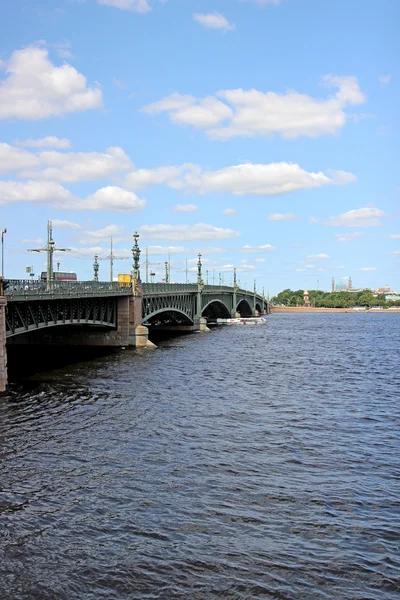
left=133, top=325, right=156, bottom=349
left=194, top=317, right=210, bottom=332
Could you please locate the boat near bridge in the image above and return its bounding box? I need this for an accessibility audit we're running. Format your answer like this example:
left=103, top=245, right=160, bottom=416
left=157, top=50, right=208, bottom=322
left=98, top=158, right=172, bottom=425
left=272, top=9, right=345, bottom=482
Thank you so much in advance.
left=216, top=316, right=268, bottom=325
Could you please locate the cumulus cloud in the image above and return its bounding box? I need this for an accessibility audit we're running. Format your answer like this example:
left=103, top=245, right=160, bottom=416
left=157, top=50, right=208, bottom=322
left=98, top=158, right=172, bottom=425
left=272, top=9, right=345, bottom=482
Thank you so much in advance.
left=0, top=46, right=102, bottom=120
left=79, top=225, right=128, bottom=244
left=172, top=203, right=199, bottom=212
left=84, top=186, right=146, bottom=211
left=143, top=93, right=233, bottom=128
left=323, top=207, right=386, bottom=228
left=267, top=212, right=297, bottom=221
left=193, top=12, right=235, bottom=32
left=142, top=75, right=366, bottom=140
left=359, top=267, right=376, bottom=271
left=0, top=180, right=75, bottom=205
left=51, top=219, right=82, bottom=230
left=335, top=232, right=362, bottom=242
left=123, top=161, right=355, bottom=197
left=0, top=143, right=40, bottom=172
left=222, top=208, right=237, bottom=215
left=390, top=250, right=400, bottom=256
left=139, top=223, right=240, bottom=241
left=19, top=146, right=133, bottom=182
left=15, top=136, right=71, bottom=149
left=98, top=0, right=151, bottom=13
left=0, top=180, right=145, bottom=211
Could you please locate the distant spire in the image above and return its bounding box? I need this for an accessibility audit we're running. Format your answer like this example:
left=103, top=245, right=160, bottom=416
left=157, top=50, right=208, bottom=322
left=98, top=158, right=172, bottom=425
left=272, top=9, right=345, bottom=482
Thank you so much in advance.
left=332, top=277, right=335, bottom=293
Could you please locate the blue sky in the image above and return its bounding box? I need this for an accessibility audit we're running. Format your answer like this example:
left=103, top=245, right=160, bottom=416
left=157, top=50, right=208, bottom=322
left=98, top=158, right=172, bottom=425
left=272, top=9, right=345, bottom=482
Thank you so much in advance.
left=0, top=0, right=398, bottom=295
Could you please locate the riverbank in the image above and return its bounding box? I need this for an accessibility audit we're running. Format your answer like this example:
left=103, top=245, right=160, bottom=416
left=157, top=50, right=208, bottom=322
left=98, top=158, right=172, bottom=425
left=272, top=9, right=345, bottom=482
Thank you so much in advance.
left=271, top=307, right=400, bottom=313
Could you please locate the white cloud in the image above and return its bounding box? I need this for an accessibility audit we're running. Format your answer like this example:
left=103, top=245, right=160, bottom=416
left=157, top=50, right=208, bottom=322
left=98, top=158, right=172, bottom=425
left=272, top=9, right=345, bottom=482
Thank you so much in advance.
left=139, top=223, right=240, bottom=241
left=172, top=203, right=199, bottom=213
left=0, top=180, right=75, bottom=205
left=80, top=224, right=128, bottom=244
left=379, top=74, right=391, bottom=86
left=15, top=136, right=71, bottom=149
left=0, top=46, right=102, bottom=120
left=143, top=93, right=233, bottom=128
left=51, top=219, right=82, bottom=230
left=0, top=143, right=40, bottom=172
left=335, top=232, right=362, bottom=242
left=84, top=186, right=146, bottom=211
left=390, top=251, right=400, bottom=257
left=142, top=75, right=366, bottom=140
left=323, top=207, right=386, bottom=228
left=240, top=244, right=275, bottom=253
left=222, top=208, right=237, bottom=215
left=267, top=212, right=297, bottom=221
left=98, top=0, right=151, bottom=13
left=254, top=258, right=266, bottom=262
left=124, top=161, right=355, bottom=197
left=21, top=146, right=133, bottom=182
left=193, top=12, right=236, bottom=32
left=124, top=164, right=192, bottom=190
left=0, top=180, right=145, bottom=211
left=359, top=267, right=376, bottom=271
left=307, top=253, right=330, bottom=261
left=387, top=234, right=400, bottom=239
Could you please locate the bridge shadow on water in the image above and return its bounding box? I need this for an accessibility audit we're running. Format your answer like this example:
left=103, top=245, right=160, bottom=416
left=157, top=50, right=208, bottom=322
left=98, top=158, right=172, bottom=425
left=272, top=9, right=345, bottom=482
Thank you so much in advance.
left=7, top=344, right=122, bottom=383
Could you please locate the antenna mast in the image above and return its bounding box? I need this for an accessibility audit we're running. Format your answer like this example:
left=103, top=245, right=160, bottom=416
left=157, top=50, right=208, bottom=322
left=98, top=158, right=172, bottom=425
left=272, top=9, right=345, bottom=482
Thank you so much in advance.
left=28, top=220, right=70, bottom=291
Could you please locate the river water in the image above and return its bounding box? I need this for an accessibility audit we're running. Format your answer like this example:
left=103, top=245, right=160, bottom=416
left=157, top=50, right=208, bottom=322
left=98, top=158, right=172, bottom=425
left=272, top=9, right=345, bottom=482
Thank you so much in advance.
left=1, top=314, right=399, bottom=600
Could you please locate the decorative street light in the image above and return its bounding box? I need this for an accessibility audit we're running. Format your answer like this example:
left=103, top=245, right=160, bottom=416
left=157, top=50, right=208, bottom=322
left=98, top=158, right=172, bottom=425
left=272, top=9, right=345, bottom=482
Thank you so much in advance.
left=132, top=231, right=141, bottom=282
left=197, top=253, right=203, bottom=286
left=93, top=254, right=99, bottom=282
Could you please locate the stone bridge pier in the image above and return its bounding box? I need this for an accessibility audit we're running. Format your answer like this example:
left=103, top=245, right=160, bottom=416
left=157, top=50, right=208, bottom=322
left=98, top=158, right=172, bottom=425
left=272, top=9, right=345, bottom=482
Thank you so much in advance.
left=0, top=296, right=7, bottom=393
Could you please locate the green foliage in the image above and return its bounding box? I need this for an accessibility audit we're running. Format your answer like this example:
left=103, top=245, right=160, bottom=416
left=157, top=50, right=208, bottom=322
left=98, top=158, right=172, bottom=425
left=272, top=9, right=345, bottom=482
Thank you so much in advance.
left=271, top=288, right=386, bottom=308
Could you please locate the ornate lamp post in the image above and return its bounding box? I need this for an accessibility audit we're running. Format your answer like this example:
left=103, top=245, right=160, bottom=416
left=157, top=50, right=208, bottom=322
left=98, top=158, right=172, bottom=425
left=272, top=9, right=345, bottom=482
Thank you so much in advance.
left=132, top=231, right=141, bottom=283
left=197, top=253, right=203, bottom=286
left=232, top=267, right=238, bottom=317
left=93, top=254, right=99, bottom=282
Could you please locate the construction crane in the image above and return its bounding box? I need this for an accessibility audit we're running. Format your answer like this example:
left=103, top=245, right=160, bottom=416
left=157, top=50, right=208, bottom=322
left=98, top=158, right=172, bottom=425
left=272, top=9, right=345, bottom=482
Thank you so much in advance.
left=97, top=237, right=129, bottom=282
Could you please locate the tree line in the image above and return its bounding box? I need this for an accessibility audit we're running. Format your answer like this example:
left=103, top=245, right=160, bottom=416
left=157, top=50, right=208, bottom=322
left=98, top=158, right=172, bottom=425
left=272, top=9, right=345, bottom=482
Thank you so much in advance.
left=270, top=289, right=400, bottom=309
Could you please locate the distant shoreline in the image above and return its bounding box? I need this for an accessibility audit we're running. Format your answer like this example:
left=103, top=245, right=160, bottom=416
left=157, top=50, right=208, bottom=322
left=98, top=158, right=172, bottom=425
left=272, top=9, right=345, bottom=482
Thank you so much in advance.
left=270, top=307, right=400, bottom=314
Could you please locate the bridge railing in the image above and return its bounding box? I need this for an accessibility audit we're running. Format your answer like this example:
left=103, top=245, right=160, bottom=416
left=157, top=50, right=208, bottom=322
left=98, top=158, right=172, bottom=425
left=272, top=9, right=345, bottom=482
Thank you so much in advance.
left=4, top=280, right=132, bottom=298
left=142, top=283, right=198, bottom=295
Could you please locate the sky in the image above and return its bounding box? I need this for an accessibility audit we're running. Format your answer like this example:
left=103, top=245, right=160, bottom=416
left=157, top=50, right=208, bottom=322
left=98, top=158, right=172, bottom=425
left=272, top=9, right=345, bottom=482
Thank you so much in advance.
left=0, top=0, right=398, bottom=296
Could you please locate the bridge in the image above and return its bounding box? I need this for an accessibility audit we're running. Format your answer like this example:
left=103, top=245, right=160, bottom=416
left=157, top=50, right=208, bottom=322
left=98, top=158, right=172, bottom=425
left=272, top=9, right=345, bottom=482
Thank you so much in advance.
left=0, top=272, right=268, bottom=391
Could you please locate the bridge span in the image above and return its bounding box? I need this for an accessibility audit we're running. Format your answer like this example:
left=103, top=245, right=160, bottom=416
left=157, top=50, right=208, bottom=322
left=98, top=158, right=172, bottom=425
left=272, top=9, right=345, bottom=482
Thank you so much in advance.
left=0, top=277, right=268, bottom=391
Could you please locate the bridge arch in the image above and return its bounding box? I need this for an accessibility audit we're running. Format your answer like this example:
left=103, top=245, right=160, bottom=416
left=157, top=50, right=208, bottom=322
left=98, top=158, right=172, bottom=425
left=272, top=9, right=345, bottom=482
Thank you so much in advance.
left=236, top=298, right=252, bottom=316
left=202, top=299, right=231, bottom=320
left=255, top=302, right=262, bottom=314
left=143, top=308, right=193, bottom=326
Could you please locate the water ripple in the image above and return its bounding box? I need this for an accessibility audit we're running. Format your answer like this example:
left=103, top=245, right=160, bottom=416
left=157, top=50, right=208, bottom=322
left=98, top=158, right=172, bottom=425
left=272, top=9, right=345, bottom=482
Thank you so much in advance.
left=1, top=314, right=399, bottom=599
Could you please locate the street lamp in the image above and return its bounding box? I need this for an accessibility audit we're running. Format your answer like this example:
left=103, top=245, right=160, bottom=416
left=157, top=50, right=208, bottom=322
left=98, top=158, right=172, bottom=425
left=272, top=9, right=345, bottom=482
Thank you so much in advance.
left=1, top=228, right=7, bottom=278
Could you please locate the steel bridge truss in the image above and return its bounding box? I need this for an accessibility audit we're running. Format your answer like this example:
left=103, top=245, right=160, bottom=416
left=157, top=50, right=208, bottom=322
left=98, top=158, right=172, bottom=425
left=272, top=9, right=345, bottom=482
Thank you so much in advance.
left=142, top=285, right=265, bottom=324
left=142, top=292, right=195, bottom=324
left=5, top=296, right=117, bottom=338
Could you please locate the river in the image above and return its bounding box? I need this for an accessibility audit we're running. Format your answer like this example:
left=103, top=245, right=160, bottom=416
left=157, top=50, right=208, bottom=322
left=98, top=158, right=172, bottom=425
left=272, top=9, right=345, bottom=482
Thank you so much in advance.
left=1, top=314, right=399, bottom=599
